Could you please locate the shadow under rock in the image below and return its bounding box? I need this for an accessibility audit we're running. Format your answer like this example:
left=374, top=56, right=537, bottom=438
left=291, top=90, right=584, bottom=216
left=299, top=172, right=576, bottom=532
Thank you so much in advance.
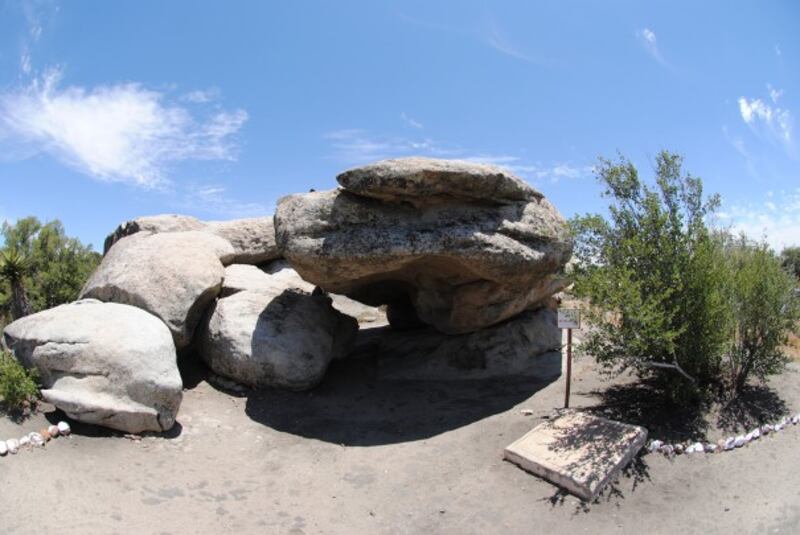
left=244, top=355, right=558, bottom=447
left=716, top=383, right=789, bottom=433
left=583, top=379, right=709, bottom=443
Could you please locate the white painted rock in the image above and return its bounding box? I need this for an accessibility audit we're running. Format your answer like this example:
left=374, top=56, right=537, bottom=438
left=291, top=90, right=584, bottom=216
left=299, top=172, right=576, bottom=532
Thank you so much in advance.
left=3, top=300, right=183, bottom=434
left=792, top=415, right=800, bottom=425
left=660, top=444, right=674, bottom=456
left=648, top=440, right=664, bottom=453
left=57, top=421, right=71, bottom=436
left=734, top=435, right=746, bottom=448
left=674, top=443, right=685, bottom=454
left=29, top=432, right=45, bottom=447
left=6, top=439, right=19, bottom=454
left=775, top=422, right=785, bottom=431
left=761, top=424, right=773, bottom=435
left=692, top=442, right=704, bottom=453
left=705, top=443, right=717, bottom=453
left=724, top=437, right=736, bottom=450
left=0, top=441, right=7, bottom=456
left=47, top=425, right=59, bottom=438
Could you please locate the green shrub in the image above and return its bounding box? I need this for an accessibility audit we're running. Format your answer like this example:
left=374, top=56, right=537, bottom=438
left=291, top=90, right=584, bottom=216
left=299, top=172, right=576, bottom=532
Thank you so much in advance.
left=725, top=237, right=800, bottom=391
left=571, top=151, right=800, bottom=403
left=571, top=151, right=730, bottom=402
left=0, top=350, right=40, bottom=412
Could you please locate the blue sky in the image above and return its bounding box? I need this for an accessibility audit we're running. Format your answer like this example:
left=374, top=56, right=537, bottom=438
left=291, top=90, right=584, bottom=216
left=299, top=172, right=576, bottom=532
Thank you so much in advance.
left=0, top=0, right=797, bottom=251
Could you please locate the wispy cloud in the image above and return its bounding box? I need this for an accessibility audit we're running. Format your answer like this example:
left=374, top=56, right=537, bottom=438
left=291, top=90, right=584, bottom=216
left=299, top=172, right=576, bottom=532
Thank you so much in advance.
left=484, top=21, right=535, bottom=63
left=0, top=69, right=248, bottom=188
left=178, top=183, right=270, bottom=218
left=400, top=112, right=423, bottom=129
left=181, top=88, right=219, bottom=104
left=717, top=189, right=800, bottom=251
left=325, top=129, right=591, bottom=185
left=738, top=85, right=793, bottom=149
left=722, top=125, right=759, bottom=179
left=463, top=155, right=593, bottom=183
left=397, top=11, right=549, bottom=66
left=636, top=28, right=666, bottom=65
left=325, top=128, right=458, bottom=163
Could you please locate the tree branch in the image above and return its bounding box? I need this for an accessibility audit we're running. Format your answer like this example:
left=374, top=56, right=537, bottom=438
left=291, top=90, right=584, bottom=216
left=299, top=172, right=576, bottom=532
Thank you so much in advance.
left=643, top=360, right=696, bottom=383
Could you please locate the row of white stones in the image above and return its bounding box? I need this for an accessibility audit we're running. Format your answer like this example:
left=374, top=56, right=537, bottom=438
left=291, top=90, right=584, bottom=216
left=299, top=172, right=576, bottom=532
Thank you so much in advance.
left=0, top=421, right=71, bottom=456
left=647, top=414, right=800, bottom=456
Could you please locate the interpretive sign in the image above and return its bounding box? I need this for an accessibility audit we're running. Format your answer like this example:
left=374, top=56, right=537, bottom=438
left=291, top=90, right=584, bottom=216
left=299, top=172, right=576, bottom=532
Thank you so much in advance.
left=557, top=309, right=580, bottom=329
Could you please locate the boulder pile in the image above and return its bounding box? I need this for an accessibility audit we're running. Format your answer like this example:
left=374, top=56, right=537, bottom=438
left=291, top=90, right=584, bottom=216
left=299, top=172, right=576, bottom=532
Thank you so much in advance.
left=2, top=157, right=572, bottom=434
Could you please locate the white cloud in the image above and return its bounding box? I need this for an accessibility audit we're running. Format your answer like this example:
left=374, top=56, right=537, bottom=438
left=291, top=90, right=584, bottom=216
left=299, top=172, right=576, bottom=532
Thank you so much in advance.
left=0, top=69, right=248, bottom=188
left=485, top=22, right=535, bottom=63
left=738, top=91, right=793, bottom=147
left=324, top=129, right=590, bottom=185
left=775, top=44, right=782, bottom=57
left=636, top=27, right=665, bottom=65
left=400, top=112, right=423, bottom=129
left=446, top=155, right=592, bottom=183
left=325, top=128, right=458, bottom=163
left=182, top=88, right=219, bottom=104
left=720, top=189, right=800, bottom=251
left=767, top=83, right=783, bottom=103
left=20, top=49, right=32, bottom=75
left=180, top=183, right=270, bottom=218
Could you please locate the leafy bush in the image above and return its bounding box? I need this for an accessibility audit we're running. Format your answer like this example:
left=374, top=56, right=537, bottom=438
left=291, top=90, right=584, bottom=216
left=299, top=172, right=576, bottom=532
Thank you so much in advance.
left=0, top=350, right=39, bottom=412
left=725, top=237, right=800, bottom=391
left=571, top=151, right=730, bottom=401
left=570, top=151, right=797, bottom=402
left=781, top=246, right=800, bottom=281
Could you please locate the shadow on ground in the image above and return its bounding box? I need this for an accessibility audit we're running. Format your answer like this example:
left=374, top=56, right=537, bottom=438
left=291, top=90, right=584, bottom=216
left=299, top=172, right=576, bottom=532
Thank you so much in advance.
left=583, top=377, right=791, bottom=442
left=583, top=379, right=710, bottom=442
left=241, top=356, right=557, bottom=447
left=716, top=383, right=789, bottom=433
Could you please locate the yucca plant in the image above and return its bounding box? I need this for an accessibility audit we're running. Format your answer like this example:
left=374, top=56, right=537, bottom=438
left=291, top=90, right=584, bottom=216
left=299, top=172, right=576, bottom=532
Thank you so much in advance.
left=0, top=248, right=33, bottom=320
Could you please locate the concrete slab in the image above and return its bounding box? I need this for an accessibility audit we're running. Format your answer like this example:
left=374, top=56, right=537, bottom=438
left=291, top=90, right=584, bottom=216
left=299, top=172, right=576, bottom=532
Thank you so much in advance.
left=504, top=410, right=647, bottom=501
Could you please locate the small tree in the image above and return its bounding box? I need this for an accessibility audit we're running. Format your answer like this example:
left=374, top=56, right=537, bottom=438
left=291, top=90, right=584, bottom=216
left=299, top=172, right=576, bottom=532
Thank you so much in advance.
left=0, top=217, right=100, bottom=316
left=725, top=237, right=800, bottom=392
left=0, top=249, right=33, bottom=320
left=571, top=151, right=731, bottom=402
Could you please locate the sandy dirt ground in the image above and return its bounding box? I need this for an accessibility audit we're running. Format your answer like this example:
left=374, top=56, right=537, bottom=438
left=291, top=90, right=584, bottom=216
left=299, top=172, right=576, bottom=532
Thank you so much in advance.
left=2, top=340, right=800, bottom=534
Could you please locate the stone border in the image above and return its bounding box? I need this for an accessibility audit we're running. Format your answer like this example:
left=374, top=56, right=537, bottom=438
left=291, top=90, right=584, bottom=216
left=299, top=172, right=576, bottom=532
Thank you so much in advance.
left=646, top=414, right=800, bottom=456
left=0, top=421, right=71, bottom=456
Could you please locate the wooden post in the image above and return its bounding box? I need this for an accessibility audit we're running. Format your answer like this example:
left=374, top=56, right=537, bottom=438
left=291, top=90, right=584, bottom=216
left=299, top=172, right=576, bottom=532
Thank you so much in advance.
left=564, top=328, right=572, bottom=409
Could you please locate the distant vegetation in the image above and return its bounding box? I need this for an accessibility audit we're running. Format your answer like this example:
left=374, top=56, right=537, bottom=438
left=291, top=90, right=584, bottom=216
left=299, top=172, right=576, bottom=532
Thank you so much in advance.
left=570, top=151, right=800, bottom=403
left=781, top=246, right=800, bottom=281
left=0, top=217, right=101, bottom=326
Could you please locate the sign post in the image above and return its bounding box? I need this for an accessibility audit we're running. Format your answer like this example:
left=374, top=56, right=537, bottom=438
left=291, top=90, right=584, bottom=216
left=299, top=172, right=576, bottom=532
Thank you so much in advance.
left=557, top=309, right=581, bottom=409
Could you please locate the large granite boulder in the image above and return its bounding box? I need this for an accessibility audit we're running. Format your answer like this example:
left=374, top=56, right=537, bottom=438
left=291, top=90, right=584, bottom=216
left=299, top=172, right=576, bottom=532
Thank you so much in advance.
left=3, top=300, right=182, bottom=433
left=359, top=308, right=562, bottom=381
left=103, top=214, right=280, bottom=265
left=206, top=217, right=280, bottom=265
left=275, top=157, right=572, bottom=334
left=337, top=156, right=541, bottom=207
left=80, top=231, right=228, bottom=349
left=198, top=264, right=359, bottom=390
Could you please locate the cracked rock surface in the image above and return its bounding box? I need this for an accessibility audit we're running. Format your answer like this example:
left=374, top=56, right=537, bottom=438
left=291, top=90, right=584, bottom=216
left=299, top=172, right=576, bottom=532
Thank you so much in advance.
left=275, top=157, right=572, bottom=334
left=2, top=299, right=182, bottom=433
